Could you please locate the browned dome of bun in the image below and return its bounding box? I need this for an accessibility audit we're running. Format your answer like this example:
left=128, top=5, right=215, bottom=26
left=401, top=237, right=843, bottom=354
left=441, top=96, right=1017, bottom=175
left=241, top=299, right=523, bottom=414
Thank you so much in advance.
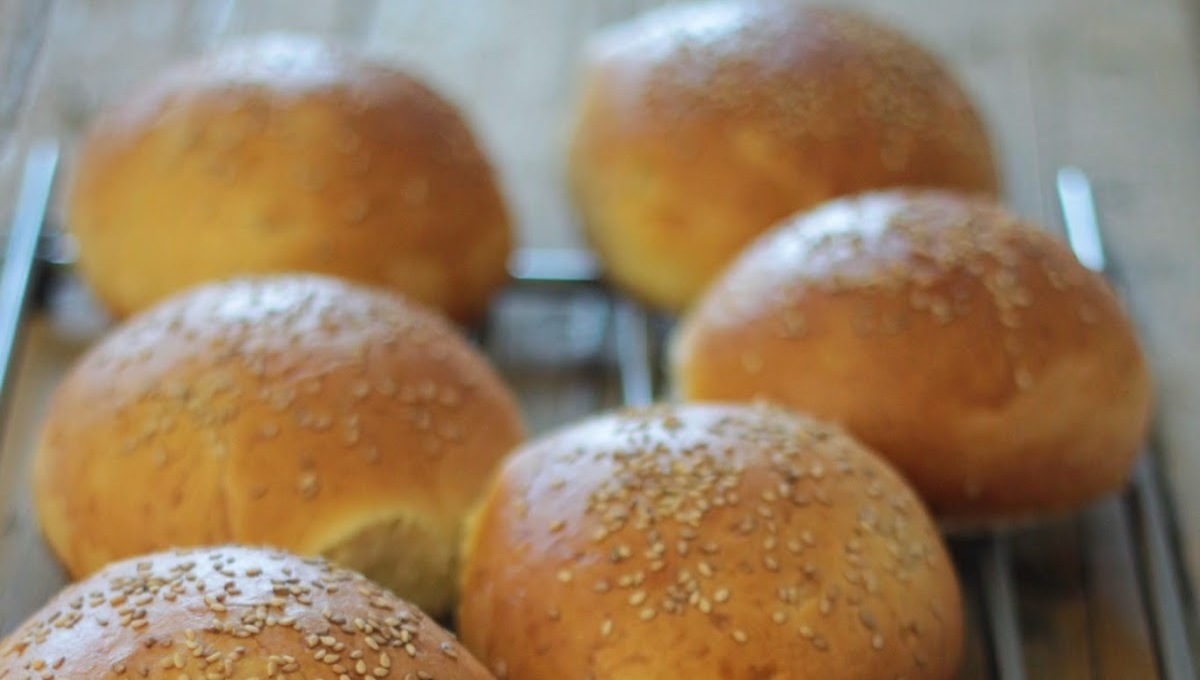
left=33, top=274, right=526, bottom=616
left=568, top=1, right=1000, bottom=311
left=0, top=545, right=495, bottom=680
left=68, top=33, right=513, bottom=322
left=672, top=190, right=1153, bottom=524
left=458, top=403, right=963, bottom=680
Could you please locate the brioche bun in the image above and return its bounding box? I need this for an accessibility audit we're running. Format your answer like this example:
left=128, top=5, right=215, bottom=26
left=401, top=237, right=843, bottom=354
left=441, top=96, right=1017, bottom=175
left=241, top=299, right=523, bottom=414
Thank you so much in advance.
left=68, top=33, right=513, bottom=322
left=672, top=190, right=1152, bottom=524
left=568, top=1, right=1000, bottom=311
left=33, top=274, right=526, bottom=615
left=0, top=545, right=495, bottom=679
left=458, top=402, right=963, bottom=680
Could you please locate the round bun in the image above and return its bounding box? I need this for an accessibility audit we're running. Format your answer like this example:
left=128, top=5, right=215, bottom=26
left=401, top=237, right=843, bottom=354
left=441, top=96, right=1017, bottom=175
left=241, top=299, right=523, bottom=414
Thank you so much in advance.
left=672, top=190, right=1152, bottom=524
left=568, top=1, right=999, bottom=311
left=68, top=33, right=513, bottom=322
left=458, top=402, right=963, bottom=680
left=0, top=545, right=495, bottom=679
left=33, top=274, right=526, bottom=616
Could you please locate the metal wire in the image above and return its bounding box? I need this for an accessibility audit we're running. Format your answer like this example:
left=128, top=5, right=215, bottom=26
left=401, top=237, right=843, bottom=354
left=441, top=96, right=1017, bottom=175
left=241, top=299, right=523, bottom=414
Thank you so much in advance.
left=1058, top=166, right=1198, bottom=680
left=612, top=298, right=654, bottom=406
left=0, top=141, right=56, bottom=442
left=979, top=534, right=1028, bottom=679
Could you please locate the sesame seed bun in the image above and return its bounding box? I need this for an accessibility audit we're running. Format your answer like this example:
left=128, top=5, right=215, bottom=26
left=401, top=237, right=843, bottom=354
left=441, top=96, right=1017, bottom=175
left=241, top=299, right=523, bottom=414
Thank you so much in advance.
left=0, top=545, right=494, bottom=679
left=567, top=1, right=1000, bottom=311
left=671, top=190, right=1153, bottom=525
left=458, top=403, right=963, bottom=680
left=67, top=33, right=513, bottom=322
left=33, top=274, right=526, bottom=617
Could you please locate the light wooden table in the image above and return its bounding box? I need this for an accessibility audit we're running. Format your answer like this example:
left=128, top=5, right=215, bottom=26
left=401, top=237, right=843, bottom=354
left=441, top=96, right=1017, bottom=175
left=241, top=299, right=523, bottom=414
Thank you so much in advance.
left=2, top=1, right=1199, bottom=677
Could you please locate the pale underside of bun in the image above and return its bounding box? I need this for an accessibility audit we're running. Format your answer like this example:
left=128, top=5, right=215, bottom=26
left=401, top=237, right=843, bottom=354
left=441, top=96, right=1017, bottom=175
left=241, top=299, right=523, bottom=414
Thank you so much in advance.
left=33, top=275, right=526, bottom=617
left=568, top=1, right=1000, bottom=310
left=459, top=402, right=963, bottom=680
left=0, top=545, right=493, bottom=680
left=673, top=190, right=1152, bottom=523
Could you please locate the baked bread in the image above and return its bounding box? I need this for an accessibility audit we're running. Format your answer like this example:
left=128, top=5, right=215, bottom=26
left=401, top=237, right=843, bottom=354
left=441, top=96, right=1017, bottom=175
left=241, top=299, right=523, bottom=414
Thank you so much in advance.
left=458, top=402, right=963, bottom=680
left=33, top=274, right=526, bottom=616
left=67, top=33, right=513, bottom=322
left=0, top=545, right=495, bottom=679
left=672, top=190, right=1153, bottom=524
left=568, top=1, right=999, bottom=311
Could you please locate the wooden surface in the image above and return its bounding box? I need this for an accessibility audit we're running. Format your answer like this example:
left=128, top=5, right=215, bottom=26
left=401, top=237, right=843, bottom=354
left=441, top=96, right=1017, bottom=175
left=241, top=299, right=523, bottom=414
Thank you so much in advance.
left=2, top=0, right=1200, bottom=677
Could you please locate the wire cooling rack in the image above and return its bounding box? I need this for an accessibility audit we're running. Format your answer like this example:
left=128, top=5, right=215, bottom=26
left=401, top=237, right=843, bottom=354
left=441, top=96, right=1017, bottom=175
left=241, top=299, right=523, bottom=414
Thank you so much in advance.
left=0, top=140, right=1196, bottom=678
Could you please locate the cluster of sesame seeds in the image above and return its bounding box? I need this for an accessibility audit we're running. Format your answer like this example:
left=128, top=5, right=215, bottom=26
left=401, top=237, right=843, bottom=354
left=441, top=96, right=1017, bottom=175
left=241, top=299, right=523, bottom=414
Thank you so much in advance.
left=602, top=3, right=990, bottom=177
left=76, top=276, right=482, bottom=501
left=131, top=34, right=465, bottom=225
left=0, top=547, right=465, bottom=680
left=519, top=405, right=947, bottom=668
left=720, top=192, right=1092, bottom=393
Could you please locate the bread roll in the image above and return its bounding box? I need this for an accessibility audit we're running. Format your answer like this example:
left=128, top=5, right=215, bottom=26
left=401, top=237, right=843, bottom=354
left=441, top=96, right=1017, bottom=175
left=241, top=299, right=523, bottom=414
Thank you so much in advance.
left=33, top=274, right=526, bottom=616
left=568, top=1, right=999, bottom=311
left=672, top=190, right=1152, bottom=524
left=459, top=403, right=963, bottom=680
left=68, top=33, right=513, bottom=322
left=0, top=545, right=495, bottom=679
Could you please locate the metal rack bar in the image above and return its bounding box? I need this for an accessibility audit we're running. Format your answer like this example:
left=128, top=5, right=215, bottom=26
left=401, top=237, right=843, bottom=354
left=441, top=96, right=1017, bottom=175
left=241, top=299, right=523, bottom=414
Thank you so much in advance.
left=507, top=247, right=602, bottom=287
left=979, top=534, right=1028, bottom=679
left=612, top=298, right=654, bottom=406
left=0, top=141, right=57, bottom=440
left=1057, top=166, right=1198, bottom=680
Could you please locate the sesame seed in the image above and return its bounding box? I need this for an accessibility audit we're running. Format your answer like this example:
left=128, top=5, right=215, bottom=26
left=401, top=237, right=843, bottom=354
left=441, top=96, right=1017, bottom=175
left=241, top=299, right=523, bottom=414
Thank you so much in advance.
left=1015, top=369, right=1034, bottom=390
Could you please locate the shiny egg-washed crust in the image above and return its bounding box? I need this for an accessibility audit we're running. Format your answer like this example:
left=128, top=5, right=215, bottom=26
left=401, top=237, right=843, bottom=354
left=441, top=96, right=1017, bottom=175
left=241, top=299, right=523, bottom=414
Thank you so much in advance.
left=68, top=33, right=513, bottom=322
left=672, top=190, right=1152, bottom=523
left=0, top=545, right=495, bottom=680
left=33, top=275, right=526, bottom=616
left=459, top=403, right=963, bottom=680
left=568, top=1, right=1000, bottom=311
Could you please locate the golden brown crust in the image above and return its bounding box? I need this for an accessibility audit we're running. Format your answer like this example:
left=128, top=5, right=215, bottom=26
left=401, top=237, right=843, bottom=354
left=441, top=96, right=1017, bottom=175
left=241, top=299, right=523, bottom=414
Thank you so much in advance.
left=68, top=33, right=513, bottom=322
left=568, top=1, right=1000, bottom=311
left=0, top=545, right=495, bottom=680
left=458, top=403, right=962, bottom=680
left=672, top=190, right=1152, bottom=522
left=33, top=274, right=526, bottom=615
